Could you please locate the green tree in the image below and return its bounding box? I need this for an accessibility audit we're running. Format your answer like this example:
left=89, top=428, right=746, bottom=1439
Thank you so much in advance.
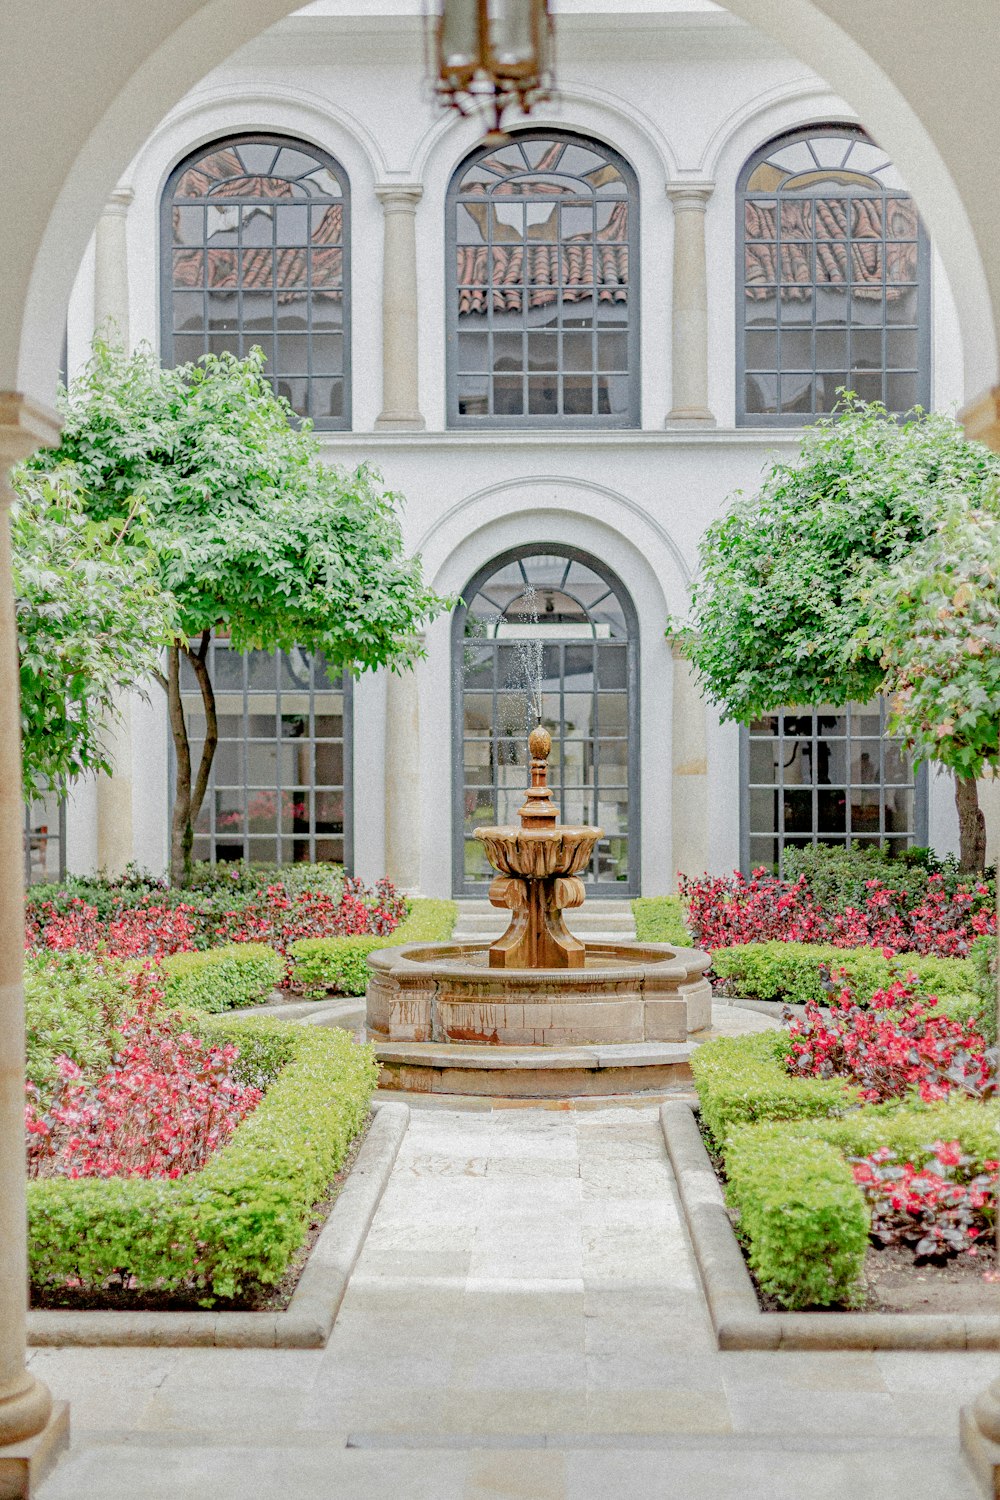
left=13, top=467, right=175, bottom=797
left=863, top=501, right=1000, bottom=870
left=26, top=341, right=447, bottom=883
left=673, top=397, right=1000, bottom=870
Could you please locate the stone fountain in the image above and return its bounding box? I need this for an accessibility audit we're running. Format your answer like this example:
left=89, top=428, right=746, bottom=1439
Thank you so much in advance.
left=366, top=726, right=712, bottom=1098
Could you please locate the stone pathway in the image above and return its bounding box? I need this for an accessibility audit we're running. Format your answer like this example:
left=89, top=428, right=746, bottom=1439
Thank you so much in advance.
left=32, top=1105, right=988, bottom=1499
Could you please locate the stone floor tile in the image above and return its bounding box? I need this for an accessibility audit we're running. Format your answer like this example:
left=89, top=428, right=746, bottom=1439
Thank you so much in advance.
left=464, top=1449, right=567, bottom=1500
left=719, top=1349, right=888, bottom=1394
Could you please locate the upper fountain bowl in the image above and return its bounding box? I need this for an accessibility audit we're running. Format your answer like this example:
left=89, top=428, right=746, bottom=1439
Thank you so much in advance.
left=475, top=825, right=602, bottom=881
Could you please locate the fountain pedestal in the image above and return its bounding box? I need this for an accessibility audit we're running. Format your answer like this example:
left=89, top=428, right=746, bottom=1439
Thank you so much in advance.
left=365, top=722, right=712, bottom=1099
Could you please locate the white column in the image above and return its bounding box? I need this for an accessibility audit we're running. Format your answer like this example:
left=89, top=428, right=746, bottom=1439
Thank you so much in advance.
left=384, top=665, right=422, bottom=893
left=670, top=643, right=709, bottom=886
left=93, top=189, right=135, bottom=876
left=374, top=185, right=425, bottom=432
left=0, top=393, right=69, bottom=1489
left=665, top=182, right=716, bottom=428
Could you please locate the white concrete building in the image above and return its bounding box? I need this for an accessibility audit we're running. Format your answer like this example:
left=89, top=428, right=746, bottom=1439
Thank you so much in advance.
left=28, top=0, right=997, bottom=898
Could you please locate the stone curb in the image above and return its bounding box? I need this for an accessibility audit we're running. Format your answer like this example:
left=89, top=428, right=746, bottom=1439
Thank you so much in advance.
left=660, top=1100, right=1000, bottom=1352
left=26, top=1102, right=408, bottom=1350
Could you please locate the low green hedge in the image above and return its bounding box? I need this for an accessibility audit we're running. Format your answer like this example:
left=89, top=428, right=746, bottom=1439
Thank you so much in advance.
left=711, top=941, right=977, bottom=1018
left=161, top=942, right=284, bottom=1013
left=632, top=895, right=692, bottom=946
left=28, top=1015, right=378, bottom=1303
left=289, top=898, right=458, bottom=998
left=724, top=1098, right=1000, bottom=1310
left=691, top=1029, right=859, bottom=1149
left=972, top=934, right=998, bottom=1044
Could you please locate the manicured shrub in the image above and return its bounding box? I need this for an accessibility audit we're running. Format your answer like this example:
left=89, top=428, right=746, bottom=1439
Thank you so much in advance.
left=783, top=842, right=994, bottom=913
left=723, top=1099, right=1000, bottom=1308
left=690, top=1029, right=858, bottom=1148
left=24, top=951, right=136, bottom=1104
left=632, top=896, right=692, bottom=946
left=27, top=1018, right=378, bottom=1302
left=972, top=934, right=998, bottom=1045
left=711, top=941, right=976, bottom=1014
left=289, top=898, right=458, bottom=997
left=162, top=943, right=283, bottom=1013
left=725, top=1126, right=869, bottom=1308
left=786, top=984, right=992, bottom=1104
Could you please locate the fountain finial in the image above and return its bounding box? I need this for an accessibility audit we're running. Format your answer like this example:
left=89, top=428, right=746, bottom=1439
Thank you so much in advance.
left=519, top=722, right=558, bottom=829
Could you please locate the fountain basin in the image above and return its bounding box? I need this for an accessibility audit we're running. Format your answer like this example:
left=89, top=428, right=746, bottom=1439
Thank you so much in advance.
left=475, top=825, right=601, bottom=880
left=367, top=935, right=710, bottom=1041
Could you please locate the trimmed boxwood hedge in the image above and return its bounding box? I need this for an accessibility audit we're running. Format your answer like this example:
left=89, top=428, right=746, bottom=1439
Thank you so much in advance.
left=161, top=942, right=284, bottom=1013
left=691, top=1029, right=859, bottom=1148
left=289, top=898, right=458, bottom=998
left=632, top=896, right=692, bottom=947
left=27, top=1015, right=378, bottom=1303
left=724, top=1098, right=1000, bottom=1310
left=711, top=941, right=977, bottom=1018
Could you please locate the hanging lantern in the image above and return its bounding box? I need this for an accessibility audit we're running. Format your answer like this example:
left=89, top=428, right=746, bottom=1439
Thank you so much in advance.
left=431, top=0, right=555, bottom=142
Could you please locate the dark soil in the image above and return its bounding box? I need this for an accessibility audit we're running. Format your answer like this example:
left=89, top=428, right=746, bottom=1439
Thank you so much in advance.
left=30, top=1111, right=372, bottom=1315
left=695, top=1110, right=1000, bottom=1317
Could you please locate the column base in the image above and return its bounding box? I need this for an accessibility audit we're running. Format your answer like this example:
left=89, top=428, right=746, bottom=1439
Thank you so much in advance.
left=664, top=409, right=716, bottom=428
left=374, top=414, right=426, bottom=432
left=0, top=1402, right=69, bottom=1500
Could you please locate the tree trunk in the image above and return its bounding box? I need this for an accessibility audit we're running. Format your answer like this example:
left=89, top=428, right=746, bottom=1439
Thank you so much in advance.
left=955, top=773, right=987, bottom=874
left=157, top=633, right=219, bottom=887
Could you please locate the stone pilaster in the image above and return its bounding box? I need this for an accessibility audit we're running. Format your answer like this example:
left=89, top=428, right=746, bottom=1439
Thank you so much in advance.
left=93, top=188, right=135, bottom=876
left=384, top=664, right=422, bottom=893
left=374, top=185, right=425, bottom=431
left=671, top=642, right=709, bottom=887
left=0, top=393, right=69, bottom=1492
left=665, top=182, right=716, bottom=427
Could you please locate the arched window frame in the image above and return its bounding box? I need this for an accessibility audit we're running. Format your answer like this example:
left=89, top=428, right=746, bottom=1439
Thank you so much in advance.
left=160, top=133, right=351, bottom=431
left=446, top=129, right=640, bottom=430
left=736, top=123, right=931, bottom=427
left=451, top=543, right=641, bottom=897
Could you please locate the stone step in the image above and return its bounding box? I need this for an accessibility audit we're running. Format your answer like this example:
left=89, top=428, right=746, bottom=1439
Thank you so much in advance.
left=373, top=1037, right=694, bottom=1099
left=452, top=898, right=633, bottom=915
left=453, top=914, right=636, bottom=934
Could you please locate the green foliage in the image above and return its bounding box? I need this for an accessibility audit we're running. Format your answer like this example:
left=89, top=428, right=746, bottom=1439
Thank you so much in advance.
left=865, top=501, right=1000, bottom=783
left=161, top=943, right=283, bottom=1013
left=631, top=896, right=692, bottom=946
left=690, top=1029, right=858, bottom=1149
left=782, top=840, right=991, bottom=911
left=24, top=952, right=135, bottom=1104
left=289, top=899, right=458, bottom=998
left=31, top=342, right=446, bottom=674
left=186, top=861, right=345, bottom=902
left=724, top=1126, right=869, bottom=1309
left=971, top=934, right=998, bottom=1045
left=11, top=468, right=175, bottom=796
left=27, top=1019, right=378, bottom=1303
left=672, top=398, right=1000, bottom=722
left=711, top=941, right=977, bottom=1017
left=723, top=1098, right=1000, bottom=1309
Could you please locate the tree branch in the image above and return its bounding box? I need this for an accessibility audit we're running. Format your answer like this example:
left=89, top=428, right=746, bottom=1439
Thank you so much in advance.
left=183, top=639, right=219, bottom=830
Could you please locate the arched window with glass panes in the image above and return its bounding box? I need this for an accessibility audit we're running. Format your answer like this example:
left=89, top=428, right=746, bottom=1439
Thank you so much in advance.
left=737, top=125, right=930, bottom=425
left=447, top=131, right=639, bottom=427
left=161, top=134, right=350, bottom=429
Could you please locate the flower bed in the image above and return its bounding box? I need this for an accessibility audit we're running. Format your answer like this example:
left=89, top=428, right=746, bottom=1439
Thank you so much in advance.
left=711, top=941, right=976, bottom=1015
left=680, top=867, right=994, bottom=957
left=27, top=1014, right=377, bottom=1303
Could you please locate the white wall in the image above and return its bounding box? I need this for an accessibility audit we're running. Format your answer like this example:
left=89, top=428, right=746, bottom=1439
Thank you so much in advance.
left=61, top=3, right=981, bottom=894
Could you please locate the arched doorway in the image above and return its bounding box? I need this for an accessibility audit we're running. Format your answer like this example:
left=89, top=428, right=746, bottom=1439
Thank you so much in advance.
left=452, top=545, right=639, bottom=897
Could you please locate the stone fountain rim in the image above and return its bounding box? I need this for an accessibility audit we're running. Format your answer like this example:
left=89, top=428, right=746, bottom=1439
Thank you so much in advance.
left=366, top=938, right=710, bottom=984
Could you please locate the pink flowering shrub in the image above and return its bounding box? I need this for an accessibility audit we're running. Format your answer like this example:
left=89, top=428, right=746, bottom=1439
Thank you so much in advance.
left=680, top=868, right=995, bottom=957
left=25, top=976, right=261, bottom=1180
left=851, top=1140, right=998, bottom=1261
left=785, top=980, right=994, bottom=1104
left=25, top=875, right=407, bottom=964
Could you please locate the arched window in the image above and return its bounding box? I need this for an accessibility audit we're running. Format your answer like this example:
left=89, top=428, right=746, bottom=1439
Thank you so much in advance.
left=737, top=125, right=929, bottom=424
left=161, top=135, right=350, bottom=429
left=453, top=547, right=639, bottom=895
left=447, top=131, right=639, bottom=428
